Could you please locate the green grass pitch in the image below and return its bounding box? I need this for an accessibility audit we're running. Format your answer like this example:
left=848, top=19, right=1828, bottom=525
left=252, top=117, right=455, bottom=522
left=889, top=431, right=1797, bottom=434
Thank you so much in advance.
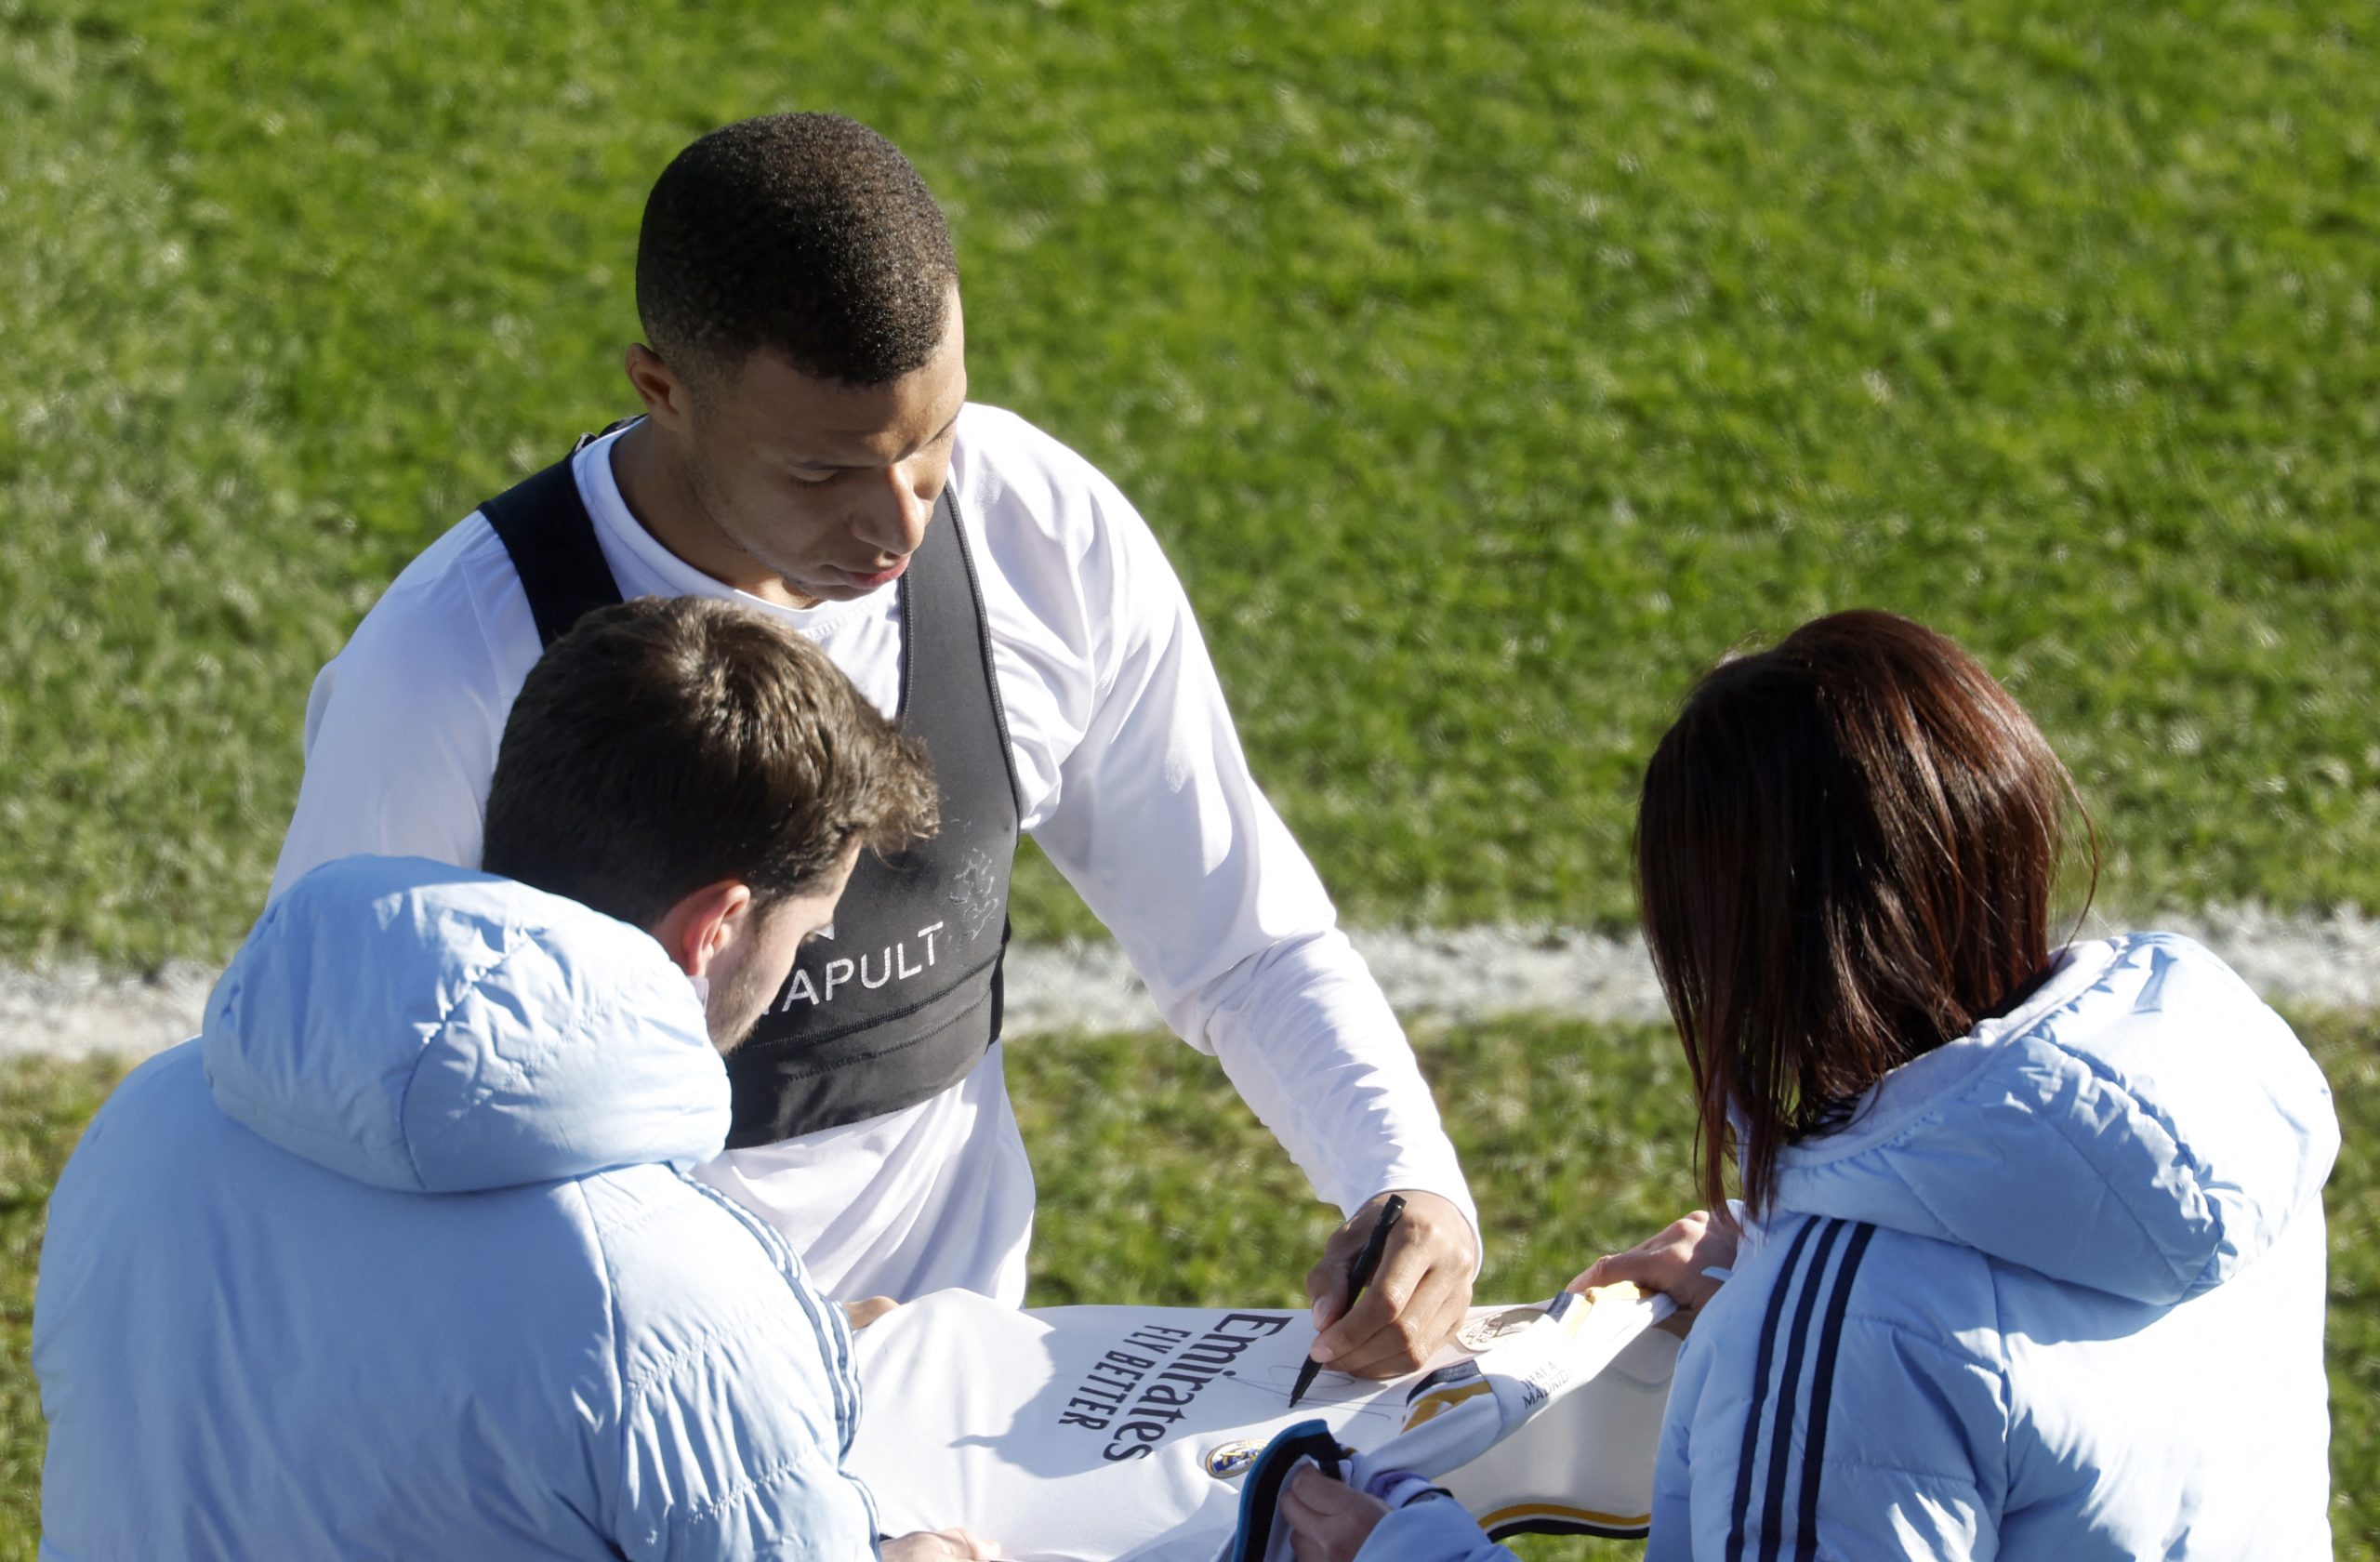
left=3, top=0, right=2375, bottom=1555
left=4, top=0, right=2378, bottom=965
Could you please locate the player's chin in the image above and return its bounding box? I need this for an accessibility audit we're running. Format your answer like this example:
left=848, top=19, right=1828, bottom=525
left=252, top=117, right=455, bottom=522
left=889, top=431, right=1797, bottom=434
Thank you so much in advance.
left=796, top=576, right=891, bottom=605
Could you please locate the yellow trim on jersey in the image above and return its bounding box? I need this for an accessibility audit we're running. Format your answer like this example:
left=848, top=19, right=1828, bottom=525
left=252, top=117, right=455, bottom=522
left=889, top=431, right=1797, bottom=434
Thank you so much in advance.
left=1400, top=1378, right=1496, bottom=1429
left=1475, top=1500, right=1653, bottom=1531
left=1570, top=1281, right=1643, bottom=1320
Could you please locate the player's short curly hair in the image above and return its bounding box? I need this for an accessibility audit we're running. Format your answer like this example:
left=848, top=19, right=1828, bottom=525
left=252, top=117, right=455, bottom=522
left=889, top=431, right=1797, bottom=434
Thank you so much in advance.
left=635, top=113, right=959, bottom=390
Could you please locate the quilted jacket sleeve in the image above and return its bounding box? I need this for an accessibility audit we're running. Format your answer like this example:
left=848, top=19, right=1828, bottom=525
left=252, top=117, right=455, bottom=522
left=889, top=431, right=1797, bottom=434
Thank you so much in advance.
left=615, top=1370, right=879, bottom=1562
left=600, top=1177, right=882, bottom=1562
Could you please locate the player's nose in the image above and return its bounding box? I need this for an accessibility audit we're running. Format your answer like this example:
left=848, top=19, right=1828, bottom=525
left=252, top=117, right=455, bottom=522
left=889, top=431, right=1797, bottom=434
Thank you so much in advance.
left=853, top=465, right=932, bottom=560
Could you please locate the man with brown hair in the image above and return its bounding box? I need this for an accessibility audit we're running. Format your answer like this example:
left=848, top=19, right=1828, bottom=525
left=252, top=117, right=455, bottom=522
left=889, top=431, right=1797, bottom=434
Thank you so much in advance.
left=35, top=598, right=987, bottom=1561
left=480, top=595, right=943, bottom=1042
left=269, top=111, right=1481, bottom=1376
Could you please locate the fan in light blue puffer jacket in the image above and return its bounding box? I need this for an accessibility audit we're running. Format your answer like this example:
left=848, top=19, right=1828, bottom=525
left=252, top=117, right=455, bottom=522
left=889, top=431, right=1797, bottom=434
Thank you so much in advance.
left=1354, top=929, right=2338, bottom=1561
left=34, top=854, right=880, bottom=1561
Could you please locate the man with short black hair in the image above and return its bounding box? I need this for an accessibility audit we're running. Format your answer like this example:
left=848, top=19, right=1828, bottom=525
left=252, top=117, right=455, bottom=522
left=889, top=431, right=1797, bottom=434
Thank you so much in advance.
left=635, top=111, right=956, bottom=392
left=271, top=112, right=1481, bottom=1377
left=37, top=597, right=987, bottom=1560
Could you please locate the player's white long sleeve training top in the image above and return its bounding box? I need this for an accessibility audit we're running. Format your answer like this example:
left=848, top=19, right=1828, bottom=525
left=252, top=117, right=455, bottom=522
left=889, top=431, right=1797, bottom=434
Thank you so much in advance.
left=269, top=404, right=1476, bottom=1303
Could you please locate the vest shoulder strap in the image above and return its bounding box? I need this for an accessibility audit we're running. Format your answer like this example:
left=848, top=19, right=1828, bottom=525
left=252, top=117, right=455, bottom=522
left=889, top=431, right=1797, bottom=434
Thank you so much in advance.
left=480, top=454, right=625, bottom=649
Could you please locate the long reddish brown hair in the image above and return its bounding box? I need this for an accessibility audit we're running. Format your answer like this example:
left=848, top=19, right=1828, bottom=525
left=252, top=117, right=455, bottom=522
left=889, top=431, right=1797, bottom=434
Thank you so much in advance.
left=1635, top=611, right=2096, bottom=1224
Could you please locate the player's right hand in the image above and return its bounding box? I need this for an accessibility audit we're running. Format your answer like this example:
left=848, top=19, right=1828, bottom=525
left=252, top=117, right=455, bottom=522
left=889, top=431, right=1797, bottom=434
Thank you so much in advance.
left=882, top=1527, right=999, bottom=1562
left=1305, top=1188, right=1477, bottom=1378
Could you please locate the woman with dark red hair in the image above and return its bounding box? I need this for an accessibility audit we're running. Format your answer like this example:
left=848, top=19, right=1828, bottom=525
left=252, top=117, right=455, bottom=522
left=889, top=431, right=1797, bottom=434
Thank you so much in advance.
left=1286, top=610, right=2338, bottom=1560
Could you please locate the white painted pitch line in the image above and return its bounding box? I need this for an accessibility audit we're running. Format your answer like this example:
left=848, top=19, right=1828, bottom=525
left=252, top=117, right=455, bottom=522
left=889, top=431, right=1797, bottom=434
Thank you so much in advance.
left=4, top=907, right=2373, bottom=1062
left=1001, top=907, right=2380, bottom=1036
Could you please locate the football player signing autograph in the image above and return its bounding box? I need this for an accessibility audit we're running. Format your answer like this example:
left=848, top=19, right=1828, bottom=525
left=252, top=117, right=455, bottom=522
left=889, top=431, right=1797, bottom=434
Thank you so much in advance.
left=267, top=113, right=1477, bottom=1375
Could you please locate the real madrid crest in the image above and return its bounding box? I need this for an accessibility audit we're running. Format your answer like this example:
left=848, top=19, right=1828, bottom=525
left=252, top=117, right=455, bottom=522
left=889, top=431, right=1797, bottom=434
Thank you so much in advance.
left=1456, top=1304, right=1544, bottom=1353
left=1202, top=1438, right=1265, bottom=1480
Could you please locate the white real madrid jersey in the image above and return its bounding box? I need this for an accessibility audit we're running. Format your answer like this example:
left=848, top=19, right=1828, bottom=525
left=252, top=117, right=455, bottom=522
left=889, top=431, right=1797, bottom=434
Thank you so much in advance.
left=846, top=1288, right=1680, bottom=1562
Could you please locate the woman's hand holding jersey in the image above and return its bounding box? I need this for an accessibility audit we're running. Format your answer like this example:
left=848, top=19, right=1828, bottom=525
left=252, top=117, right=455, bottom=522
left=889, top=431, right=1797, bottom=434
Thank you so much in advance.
left=1280, top=1467, right=1391, bottom=1562
left=841, top=1294, right=901, bottom=1330
left=1564, top=1210, right=1736, bottom=1330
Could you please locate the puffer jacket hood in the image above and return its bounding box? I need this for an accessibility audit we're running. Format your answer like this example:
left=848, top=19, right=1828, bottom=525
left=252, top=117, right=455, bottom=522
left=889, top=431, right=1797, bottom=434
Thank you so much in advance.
left=201, top=854, right=730, bottom=1193
left=39, top=853, right=877, bottom=1559
left=1769, top=931, right=2338, bottom=1304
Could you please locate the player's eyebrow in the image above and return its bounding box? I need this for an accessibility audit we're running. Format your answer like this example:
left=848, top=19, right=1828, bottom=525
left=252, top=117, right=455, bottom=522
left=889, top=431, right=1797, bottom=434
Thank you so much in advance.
left=787, top=407, right=964, bottom=471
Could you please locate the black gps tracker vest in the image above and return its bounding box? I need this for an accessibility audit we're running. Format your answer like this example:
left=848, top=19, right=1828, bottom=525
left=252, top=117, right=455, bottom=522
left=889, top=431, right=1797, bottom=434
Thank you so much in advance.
left=479, top=425, right=1023, bottom=1147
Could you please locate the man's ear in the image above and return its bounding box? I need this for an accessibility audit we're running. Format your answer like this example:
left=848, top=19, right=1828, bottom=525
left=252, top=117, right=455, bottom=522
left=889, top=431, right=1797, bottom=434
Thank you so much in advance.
left=624, top=343, right=696, bottom=434
left=650, top=880, right=755, bottom=978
